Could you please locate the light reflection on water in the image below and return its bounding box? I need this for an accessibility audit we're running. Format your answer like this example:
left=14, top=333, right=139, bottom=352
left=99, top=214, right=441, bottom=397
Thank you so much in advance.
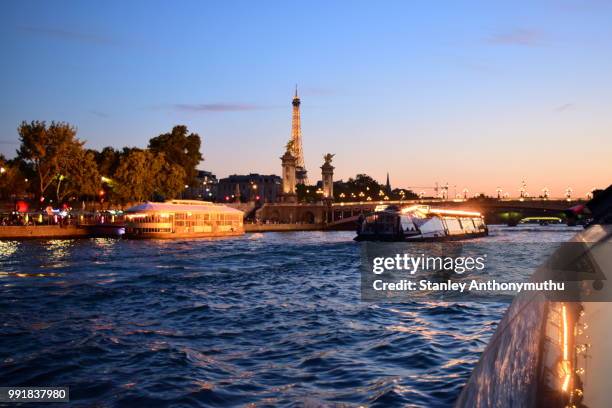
left=0, top=240, right=18, bottom=257
left=0, top=226, right=582, bottom=407
left=43, top=239, right=74, bottom=268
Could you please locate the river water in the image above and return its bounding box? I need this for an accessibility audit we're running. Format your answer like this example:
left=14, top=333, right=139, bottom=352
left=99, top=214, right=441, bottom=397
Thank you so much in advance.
left=0, top=226, right=581, bottom=407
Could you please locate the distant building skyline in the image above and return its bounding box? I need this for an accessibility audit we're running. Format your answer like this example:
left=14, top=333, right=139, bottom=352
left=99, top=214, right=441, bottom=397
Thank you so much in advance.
left=1, top=1, right=610, bottom=197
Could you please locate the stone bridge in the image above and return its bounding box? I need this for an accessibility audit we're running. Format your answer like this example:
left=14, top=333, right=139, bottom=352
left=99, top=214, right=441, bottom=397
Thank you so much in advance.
left=328, top=199, right=580, bottom=227
left=255, top=199, right=581, bottom=228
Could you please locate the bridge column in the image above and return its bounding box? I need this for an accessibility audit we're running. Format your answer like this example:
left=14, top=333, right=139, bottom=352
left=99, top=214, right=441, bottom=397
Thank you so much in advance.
left=280, top=149, right=297, bottom=203
left=321, top=156, right=334, bottom=201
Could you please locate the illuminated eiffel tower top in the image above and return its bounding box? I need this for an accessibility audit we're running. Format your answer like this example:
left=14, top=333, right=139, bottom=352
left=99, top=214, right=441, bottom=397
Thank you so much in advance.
left=291, top=85, right=308, bottom=185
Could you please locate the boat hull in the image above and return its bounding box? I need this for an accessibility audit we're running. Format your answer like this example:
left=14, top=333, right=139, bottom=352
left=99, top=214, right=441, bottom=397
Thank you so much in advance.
left=124, top=230, right=244, bottom=239
left=354, top=230, right=488, bottom=242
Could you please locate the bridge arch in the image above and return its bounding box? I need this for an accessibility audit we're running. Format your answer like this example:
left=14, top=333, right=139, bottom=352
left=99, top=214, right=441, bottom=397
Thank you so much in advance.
left=301, top=211, right=315, bottom=224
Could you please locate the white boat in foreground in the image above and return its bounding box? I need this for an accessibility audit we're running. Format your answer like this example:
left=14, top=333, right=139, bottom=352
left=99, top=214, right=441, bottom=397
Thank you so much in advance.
left=456, top=184, right=612, bottom=408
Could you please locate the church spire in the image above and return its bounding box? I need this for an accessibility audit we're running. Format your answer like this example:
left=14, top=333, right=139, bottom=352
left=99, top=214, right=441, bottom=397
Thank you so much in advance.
left=385, top=172, right=391, bottom=194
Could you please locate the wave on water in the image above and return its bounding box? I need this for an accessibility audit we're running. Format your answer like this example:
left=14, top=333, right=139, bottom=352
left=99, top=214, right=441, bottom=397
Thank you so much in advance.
left=0, top=227, right=578, bottom=407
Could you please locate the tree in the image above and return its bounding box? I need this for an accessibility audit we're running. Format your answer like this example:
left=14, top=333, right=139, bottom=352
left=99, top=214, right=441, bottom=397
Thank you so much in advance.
left=16, top=121, right=84, bottom=201
left=390, top=188, right=418, bottom=200
left=347, top=174, right=381, bottom=192
left=0, top=155, right=29, bottom=199
left=54, top=148, right=101, bottom=202
left=332, top=174, right=419, bottom=201
left=154, top=157, right=186, bottom=199
left=113, top=150, right=186, bottom=203
left=148, top=125, right=202, bottom=185
left=333, top=174, right=383, bottom=201
left=113, top=150, right=156, bottom=203
left=92, top=147, right=121, bottom=178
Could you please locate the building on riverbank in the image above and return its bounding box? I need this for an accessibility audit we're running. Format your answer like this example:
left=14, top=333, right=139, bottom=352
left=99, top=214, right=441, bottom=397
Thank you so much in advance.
left=217, top=174, right=281, bottom=203
left=183, top=170, right=218, bottom=200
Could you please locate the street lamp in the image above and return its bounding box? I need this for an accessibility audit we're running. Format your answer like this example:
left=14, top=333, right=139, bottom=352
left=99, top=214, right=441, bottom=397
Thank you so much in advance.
left=462, top=188, right=469, bottom=199
left=520, top=180, right=527, bottom=199
left=496, top=187, right=502, bottom=199
left=565, top=187, right=573, bottom=201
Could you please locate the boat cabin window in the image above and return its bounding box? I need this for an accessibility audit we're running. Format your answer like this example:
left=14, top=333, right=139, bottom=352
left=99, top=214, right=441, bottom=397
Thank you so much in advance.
left=400, top=215, right=416, bottom=232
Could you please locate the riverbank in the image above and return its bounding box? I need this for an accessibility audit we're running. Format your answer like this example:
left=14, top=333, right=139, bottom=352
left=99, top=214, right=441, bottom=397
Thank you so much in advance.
left=0, top=223, right=324, bottom=239
left=0, top=225, right=90, bottom=239
left=245, top=223, right=324, bottom=232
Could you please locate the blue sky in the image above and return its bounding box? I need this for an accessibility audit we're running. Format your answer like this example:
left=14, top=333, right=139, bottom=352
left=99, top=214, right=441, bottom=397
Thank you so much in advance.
left=1, top=0, right=611, bottom=197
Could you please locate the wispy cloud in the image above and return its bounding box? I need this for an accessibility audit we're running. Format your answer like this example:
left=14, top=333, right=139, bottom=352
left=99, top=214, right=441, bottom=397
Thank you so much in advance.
left=173, top=103, right=271, bottom=113
left=89, top=110, right=110, bottom=118
left=555, top=103, right=575, bottom=112
left=488, top=29, right=542, bottom=46
left=17, top=25, right=117, bottom=45
left=556, top=0, right=612, bottom=12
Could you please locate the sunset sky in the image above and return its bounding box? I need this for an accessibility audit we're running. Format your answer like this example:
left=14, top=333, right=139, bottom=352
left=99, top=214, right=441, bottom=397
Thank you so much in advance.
left=1, top=1, right=610, bottom=198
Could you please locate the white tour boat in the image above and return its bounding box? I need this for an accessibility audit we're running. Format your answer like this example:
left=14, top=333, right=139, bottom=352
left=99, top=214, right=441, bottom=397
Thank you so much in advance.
left=354, top=204, right=488, bottom=241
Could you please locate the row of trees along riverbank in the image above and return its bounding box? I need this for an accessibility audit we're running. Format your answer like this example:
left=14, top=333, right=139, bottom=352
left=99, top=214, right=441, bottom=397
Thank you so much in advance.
left=0, top=121, right=202, bottom=207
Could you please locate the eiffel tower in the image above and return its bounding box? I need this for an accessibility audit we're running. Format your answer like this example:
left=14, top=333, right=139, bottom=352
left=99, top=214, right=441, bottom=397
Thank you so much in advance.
left=291, top=86, right=308, bottom=185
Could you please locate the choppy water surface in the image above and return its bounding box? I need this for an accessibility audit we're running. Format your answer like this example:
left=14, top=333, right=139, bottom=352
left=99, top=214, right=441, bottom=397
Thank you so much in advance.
left=0, top=226, right=581, bottom=407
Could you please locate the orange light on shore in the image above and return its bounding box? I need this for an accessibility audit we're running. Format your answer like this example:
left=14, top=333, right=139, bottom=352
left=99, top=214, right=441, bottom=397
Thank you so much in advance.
left=560, top=304, right=572, bottom=393
left=562, top=305, right=568, bottom=361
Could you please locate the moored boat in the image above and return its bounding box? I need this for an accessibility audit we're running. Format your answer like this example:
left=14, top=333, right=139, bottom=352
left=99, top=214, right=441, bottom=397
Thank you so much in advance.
left=354, top=204, right=488, bottom=242
left=125, top=200, right=244, bottom=238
